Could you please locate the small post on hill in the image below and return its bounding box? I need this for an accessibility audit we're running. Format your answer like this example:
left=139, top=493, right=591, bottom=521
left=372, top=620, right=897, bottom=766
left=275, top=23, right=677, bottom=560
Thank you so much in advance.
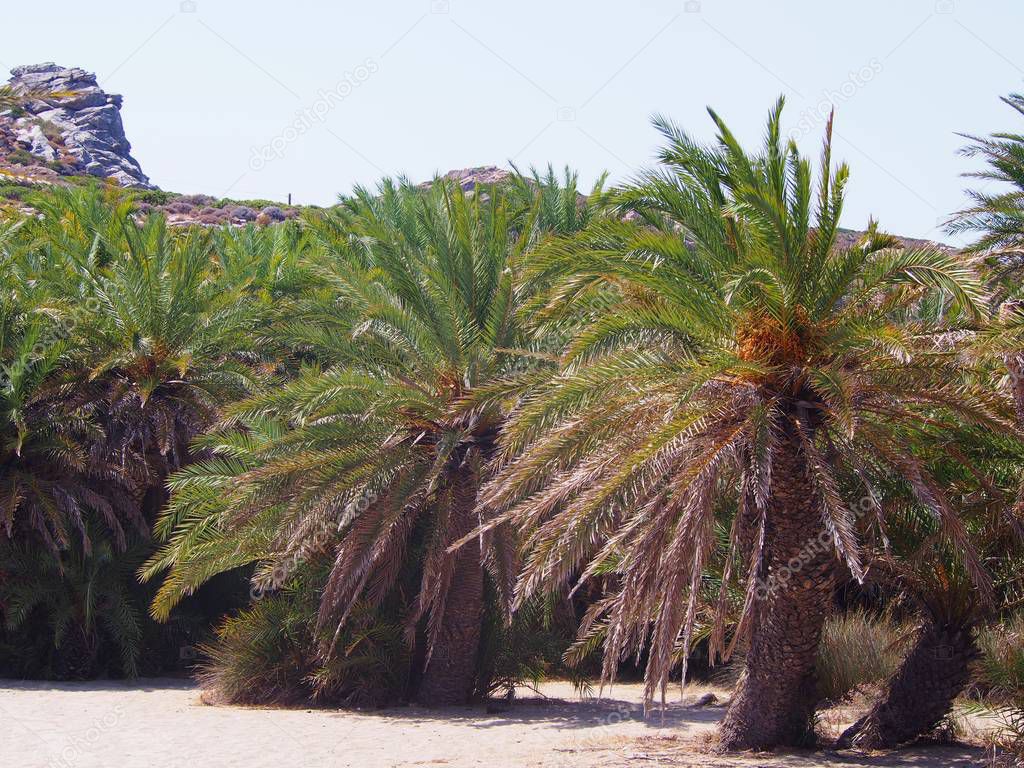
left=287, top=193, right=292, bottom=206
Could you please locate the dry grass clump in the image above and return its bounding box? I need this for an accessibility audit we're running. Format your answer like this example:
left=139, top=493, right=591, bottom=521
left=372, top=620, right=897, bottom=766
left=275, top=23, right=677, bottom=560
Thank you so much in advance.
left=816, top=611, right=906, bottom=705
left=975, top=616, right=1024, bottom=764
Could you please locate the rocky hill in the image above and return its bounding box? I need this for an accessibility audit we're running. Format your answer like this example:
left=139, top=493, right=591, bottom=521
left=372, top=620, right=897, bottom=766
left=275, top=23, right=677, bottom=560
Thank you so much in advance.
left=0, top=64, right=953, bottom=250
left=1, top=63, right=152, bottom=187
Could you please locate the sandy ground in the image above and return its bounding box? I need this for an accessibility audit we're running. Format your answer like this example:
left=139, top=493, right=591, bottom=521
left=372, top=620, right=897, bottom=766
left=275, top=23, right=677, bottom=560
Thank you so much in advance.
left=0, top=678, right=993, bottom=768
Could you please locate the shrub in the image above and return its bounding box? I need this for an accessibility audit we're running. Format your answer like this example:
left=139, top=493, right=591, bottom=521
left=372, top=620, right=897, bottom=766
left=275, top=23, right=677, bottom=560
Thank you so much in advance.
left=0, top=183, right=29, bottom=200
left=816, top=611, right=905, bottom=704
left=978, top=617, right=1024, bottom=694
left=163, top=200, right=193, bottom=215
left=132, top=189, right=173, bottom=206
left=976, top=617, right=1024, bottom=760
left=0, top=536, right=146, bottom=679
left=476, top=591, right=587, bottom=699
left=214, top=197, right=281, bottom=209
left=36, top=120, right=63, bottom=143
left=198, top=562, right=409, bottom=707
left=198, top=211, right=231, bottom=226
left=7, top=148, right=35, bottom=166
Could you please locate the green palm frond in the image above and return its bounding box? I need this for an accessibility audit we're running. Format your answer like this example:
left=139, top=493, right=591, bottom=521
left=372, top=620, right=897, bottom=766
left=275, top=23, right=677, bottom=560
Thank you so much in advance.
left=484, top=98, right=1002, bottom=709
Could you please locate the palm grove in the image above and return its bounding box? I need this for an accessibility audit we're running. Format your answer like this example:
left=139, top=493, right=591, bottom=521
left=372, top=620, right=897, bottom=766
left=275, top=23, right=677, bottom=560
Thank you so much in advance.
left=2, top=95, right=1024, bottom=754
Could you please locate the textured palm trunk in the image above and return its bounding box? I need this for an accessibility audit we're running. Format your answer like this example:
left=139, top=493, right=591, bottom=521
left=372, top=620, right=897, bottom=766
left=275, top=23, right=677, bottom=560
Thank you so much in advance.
left=837, top=620, right=978, bottom=749
left=416, top=470, right=485, bottom=707
left=718, top=437, right=836, bottom=750
left=1006, top=353, right=1024, bottom=423
left=54, top=623, right=97, bottom=680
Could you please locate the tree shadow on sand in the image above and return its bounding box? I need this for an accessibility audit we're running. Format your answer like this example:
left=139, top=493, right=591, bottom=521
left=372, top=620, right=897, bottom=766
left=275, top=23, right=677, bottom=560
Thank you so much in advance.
left=629, top=734, right=989, bottom=767
left=3, top=679, right=992, bottom=766
left=0, top=678, right=196, bottom=694
left=319, top=692, right=725, bottom=732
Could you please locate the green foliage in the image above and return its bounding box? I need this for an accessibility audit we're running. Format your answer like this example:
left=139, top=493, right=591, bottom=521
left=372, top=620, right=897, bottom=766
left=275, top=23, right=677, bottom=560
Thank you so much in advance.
left=146, top=173, right=599, bottom=699
left=477, top=592, right=589, bottom=698
left=484, top=98, right=1002, bottom=710
left=975, top=616, right=1024, bottom=758
left=980, top=616, right=1024, bottom=695
left=950, top=92, right=1024, bottom=271
left=0, top=270, right=136, bottom=550
left=0, top=106, right=1022, bottom=735
left=7, top=149, right=35, bottom=166
left=214, top=196, right=287, bottom=210
left=141, top=418, right=285, bottom=621
left=0, top=186, right=271, bottom=677
left=130, top=189, right=174, bottom=206
left=0, top=534, right=145, bottom=678
left=197, top=562, right=409, bottom=706
left=0, top=182, right=31, bottom=201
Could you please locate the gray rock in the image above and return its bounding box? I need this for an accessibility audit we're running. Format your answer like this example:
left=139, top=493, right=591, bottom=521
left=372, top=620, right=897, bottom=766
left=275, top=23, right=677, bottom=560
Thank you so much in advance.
left=689, top=692, right=718, bottom=707
left=14, top=122, right=57, bottom=162
left=260, top=205, right=286, bottom=222
left=5, top=63, right=153, bottom=188
left=434, top=166, right=512, bottom=191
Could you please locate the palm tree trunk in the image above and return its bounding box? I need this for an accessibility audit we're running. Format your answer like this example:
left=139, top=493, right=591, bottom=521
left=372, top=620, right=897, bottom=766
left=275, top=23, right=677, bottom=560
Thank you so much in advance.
left=54, top=623, right=97, bottom=680
left=416, top=470, right=485, bottom=706
left=718, top=437, right=837, bottom=750
left=1006, top=353, right=1024, bottom=423
left=836, top=620, right=977, bottom=749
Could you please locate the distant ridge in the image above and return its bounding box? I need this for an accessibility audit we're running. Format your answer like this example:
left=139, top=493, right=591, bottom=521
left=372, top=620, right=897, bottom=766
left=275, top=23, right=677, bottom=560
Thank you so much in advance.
left=0, top=65, right=954, bottom=249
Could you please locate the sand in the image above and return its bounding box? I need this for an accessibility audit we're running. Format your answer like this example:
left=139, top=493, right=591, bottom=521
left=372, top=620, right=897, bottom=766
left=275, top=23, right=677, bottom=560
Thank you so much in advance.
left=0, top=679, right=991, bottom=768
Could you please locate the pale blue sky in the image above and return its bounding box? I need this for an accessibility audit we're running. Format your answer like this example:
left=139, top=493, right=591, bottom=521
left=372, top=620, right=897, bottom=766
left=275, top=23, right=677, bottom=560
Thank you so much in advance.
left=4, top=0, right=1022, bottom=241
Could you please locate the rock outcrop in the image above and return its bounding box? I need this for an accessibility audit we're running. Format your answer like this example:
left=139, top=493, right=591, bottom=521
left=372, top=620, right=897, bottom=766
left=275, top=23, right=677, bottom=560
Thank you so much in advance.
left=436, top=166, right=513, bottom=190
left=2, top=63, right=153, bottom=188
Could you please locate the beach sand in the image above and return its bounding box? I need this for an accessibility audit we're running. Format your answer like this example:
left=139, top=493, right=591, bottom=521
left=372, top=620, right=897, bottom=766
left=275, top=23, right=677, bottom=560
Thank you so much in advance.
left=1, top=679, right=991, bottom=767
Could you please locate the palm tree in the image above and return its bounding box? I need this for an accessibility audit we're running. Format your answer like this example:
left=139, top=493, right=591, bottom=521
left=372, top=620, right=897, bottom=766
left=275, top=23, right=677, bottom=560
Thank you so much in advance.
left=62, top=208, right=262, bottom=500
left=483, top=100, right=1005, bottom=749
left=948, top=91, right=1024, bottom=271
left=0, top=532, right=147, bottom=679
left=140, top=416, right=287, bottom=621
left=0, top=265, right=138, bottom=551
left=868, top=88, right=1024, bottom=753
left=147, top=176, right=595, bottom=704
left=836, top=418, right=1024, bottom=748
left=839, top=562, right=981, bottom=748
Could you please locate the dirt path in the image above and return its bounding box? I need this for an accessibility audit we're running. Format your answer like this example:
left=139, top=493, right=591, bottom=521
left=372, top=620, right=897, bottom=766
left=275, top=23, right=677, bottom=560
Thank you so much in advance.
left=0, top=679, right=988, bottom=767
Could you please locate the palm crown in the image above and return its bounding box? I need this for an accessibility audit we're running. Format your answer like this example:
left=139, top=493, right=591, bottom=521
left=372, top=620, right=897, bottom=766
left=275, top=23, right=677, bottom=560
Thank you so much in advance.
left=74, top=213, right=260, bottom=482
left=481, top=99, right=1007, bottom=747
left=1, top=218, right=138, bottom=551
left=949, top=92, right=1024, bottom=263
left=146, top=176, right=595, bottom=703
